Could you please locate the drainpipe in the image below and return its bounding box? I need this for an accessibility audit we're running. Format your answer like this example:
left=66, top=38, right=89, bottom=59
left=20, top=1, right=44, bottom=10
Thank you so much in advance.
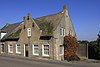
left=87, top=43, right=88, bottom=59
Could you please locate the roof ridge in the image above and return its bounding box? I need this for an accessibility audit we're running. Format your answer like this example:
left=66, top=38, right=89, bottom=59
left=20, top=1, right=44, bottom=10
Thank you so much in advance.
left=1, top=22, right=22, bottom=30
left=34, top=11, right=62, bottom=19
left=10, top=22, right=22, bottom=25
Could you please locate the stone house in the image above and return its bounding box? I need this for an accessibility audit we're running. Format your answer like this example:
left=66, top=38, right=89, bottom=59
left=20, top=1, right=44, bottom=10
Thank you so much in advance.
left=0, top=5, right=76, bottom=61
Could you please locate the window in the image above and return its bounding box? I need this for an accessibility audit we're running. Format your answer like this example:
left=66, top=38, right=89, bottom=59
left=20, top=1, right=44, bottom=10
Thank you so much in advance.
left=16, top=44, right=21, bottom=54
left=27, top=28, right=31, bottom=37
left=1, top=44, right=4, bottom=53
left=8, top=44, right=13, bottom=53
left=42, top=45, right=49, bottom=56
left=33, top=44, right=39, bottom=55
left=24, top=25, right=25, bottom=29
left=60, top=28, right=65, bottom=36
left=32, top=23, right=34, bottom=27
left=69, top=30, right=72, bottom=35
left=59, top=45, right=64, bottom=55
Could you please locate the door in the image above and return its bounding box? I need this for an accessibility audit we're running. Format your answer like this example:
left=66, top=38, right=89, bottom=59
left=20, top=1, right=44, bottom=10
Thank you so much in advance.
left=24, top=44, right=29, bottom=57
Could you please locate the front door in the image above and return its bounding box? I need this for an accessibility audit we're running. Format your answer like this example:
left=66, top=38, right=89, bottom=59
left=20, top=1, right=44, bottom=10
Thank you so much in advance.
left=24, top=44, right=29, bottom=57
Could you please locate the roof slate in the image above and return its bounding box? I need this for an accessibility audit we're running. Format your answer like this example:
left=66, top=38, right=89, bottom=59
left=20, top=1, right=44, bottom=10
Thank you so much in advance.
left=0, top=22, right=21, bottom=40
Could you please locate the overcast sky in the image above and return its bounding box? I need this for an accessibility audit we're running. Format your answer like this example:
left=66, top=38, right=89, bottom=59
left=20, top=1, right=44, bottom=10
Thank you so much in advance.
left=0, top=0, right=100, bottom=41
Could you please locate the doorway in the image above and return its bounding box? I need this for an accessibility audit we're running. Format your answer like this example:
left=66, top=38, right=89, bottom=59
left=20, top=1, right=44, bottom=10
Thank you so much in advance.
left=24, top=44, right=29, bottom=57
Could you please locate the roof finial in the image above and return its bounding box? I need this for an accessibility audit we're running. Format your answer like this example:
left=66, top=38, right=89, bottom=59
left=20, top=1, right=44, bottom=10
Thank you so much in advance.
left=28, top=13, right=31, bottom=16
left=63, top=5, right=68, bottom=10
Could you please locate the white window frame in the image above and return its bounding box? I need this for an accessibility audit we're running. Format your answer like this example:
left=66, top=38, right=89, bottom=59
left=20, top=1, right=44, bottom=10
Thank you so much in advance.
left=59, top=45, right=64, bottom=56
left=32, top=44, right=39, bottom=55
left=8, top=44, right=13, bottom=53
left=42, top=44, right=50, bottom=57
left=16, top=44, right=21, bottom=54
left=60, top=28, right=65, bottom=36
left=27, top=28, right=31, bottom=37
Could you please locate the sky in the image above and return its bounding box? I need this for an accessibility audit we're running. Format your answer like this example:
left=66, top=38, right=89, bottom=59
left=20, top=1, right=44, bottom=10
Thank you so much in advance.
left=0, top=0, right=100, bottom=41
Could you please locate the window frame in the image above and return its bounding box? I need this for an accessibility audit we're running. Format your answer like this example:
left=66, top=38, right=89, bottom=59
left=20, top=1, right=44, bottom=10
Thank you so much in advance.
left=16, top=44, right=21, bottom=54
left=27, top=28, right=31, bottom=37
left=32, top=44, right=39, bottom=55
left=8, top=44, right=13, bottom=53
left=1, top=44, right=4, bottom=53
left=60, top=27, right=65, bottom=36
left=59, top=45, right=64, bottom=55
left=42, top=44, right=50, bottom=57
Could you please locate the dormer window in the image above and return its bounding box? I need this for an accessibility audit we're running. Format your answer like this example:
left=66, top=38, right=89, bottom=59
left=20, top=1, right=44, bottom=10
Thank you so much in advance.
left=60, top=27, right=65, bottom=36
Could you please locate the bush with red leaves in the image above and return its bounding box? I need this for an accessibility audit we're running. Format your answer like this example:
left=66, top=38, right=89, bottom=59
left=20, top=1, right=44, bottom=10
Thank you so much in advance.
left=64, top=34, right=80, bottom=61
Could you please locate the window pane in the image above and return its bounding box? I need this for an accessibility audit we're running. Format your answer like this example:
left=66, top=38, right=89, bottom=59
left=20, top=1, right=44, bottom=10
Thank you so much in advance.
left=44, top=45, right=49, bottom=55
left=1, top=44, right=4, bottom=52
left=27, top=28, right=31, bottom=37
left=16, top=44, right=21, bottom=53
left=9, top=44, right=13, bottom=53
left=34, top=45, right=39, bottom=55
left=60, top=28, right=64, bottom=36
left=59, top=45, right=63, bottom=55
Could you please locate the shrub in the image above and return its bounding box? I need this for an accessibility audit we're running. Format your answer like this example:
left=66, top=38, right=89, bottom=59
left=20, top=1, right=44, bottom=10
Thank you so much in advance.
left=64, top=34, right=80, bottom=61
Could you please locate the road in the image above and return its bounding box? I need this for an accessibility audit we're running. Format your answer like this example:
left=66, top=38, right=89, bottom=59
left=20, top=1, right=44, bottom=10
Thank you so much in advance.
left=0, top=55, right=100, bottom=67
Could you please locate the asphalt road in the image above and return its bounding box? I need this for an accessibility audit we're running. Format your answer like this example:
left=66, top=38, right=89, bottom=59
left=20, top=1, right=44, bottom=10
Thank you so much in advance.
left=0, top=55, right=100, bottom=67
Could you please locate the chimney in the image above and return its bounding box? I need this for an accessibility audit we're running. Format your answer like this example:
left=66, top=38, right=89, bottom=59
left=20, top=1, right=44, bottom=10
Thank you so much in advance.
left=23, top=13, right=31, bottom=21
left=63, top=5, right=69, bottom=18
left=27, top=13, right=31, bottom=20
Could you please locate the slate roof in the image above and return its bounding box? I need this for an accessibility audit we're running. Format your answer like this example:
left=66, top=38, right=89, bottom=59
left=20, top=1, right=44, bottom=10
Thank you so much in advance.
left=1, top=22, right=21, bottom=33
left=0, top=22, right=22, bottom=40
left=0, top=11, right=65, bottom=40
left=34, top=12, right=64, bottom=36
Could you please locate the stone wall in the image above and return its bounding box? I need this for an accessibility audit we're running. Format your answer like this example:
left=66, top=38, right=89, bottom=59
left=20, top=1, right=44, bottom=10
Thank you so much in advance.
left=77, top=44, right=88, bottom=58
